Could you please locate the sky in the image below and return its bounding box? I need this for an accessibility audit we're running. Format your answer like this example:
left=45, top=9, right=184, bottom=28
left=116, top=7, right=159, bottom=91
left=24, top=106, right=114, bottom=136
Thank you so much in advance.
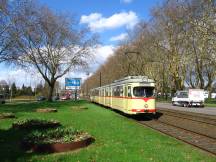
left=0, top=0, right=161, bottom=88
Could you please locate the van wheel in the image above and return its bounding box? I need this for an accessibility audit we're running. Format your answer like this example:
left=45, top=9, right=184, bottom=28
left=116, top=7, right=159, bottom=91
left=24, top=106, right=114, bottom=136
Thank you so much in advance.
left=172, top=101, right=175, bottom=106
left=183, top=103, right=188, bottom=107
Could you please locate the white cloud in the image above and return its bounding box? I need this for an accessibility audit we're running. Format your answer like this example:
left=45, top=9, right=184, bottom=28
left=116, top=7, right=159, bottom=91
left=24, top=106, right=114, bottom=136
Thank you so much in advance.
left=0, top=67, right=43, bottom=88
left=110, top=33, right=128, bottom=42
left=0, top=45, right=115, bottom=87
left=80, top=11, right=139, bottom=32
left=120, top=0, right=133, bottom=4
left=80, top=13, right=102, bottom=24
left=93, top=45, right=115, bottom=64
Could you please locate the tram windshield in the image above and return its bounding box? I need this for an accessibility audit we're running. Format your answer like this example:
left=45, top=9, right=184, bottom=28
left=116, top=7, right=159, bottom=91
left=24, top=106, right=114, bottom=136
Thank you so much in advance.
left=133, top=87, right=154, bottom=97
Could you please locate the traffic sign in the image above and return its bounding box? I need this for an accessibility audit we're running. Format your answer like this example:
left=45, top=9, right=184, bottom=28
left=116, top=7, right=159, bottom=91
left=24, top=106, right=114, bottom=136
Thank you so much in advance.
left=65, top=78, right=81, bottom=90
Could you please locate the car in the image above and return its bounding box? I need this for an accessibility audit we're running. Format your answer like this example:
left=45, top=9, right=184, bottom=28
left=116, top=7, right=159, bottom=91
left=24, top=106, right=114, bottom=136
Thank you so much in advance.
left=60, top=95, right=70, bottom=100
left=37, top=96, right=46, bottom=101
left=52, top=95, right=60, bottom=101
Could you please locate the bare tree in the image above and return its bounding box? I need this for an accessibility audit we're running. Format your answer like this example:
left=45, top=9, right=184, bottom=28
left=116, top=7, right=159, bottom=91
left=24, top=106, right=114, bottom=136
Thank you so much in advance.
left=0, top=0, right=13, bottom=62
left=8, top=0, right=97, bottom=101
left=83, top=0, right=215, bottom=97
left=183, top=0, right=216, bottom=95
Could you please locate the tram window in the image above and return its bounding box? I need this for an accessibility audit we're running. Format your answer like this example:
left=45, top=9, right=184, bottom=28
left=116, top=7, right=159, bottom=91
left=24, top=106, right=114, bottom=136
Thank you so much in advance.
left=113, top=87, right=116, bottom=96
left=124, top=86, right=127, bottom=97
left=113, top=86, right=120, bottom=96
left=120, top=86, right=123, bottom=96
left=96, top=90, right=99, bottom=96
left=106, top=89, right=109, bottom=96
left=128, top=86, right=132, bottom=97
left=133, top=87, right=154, bottom=97
left=102, top=89, right=105, bottom=97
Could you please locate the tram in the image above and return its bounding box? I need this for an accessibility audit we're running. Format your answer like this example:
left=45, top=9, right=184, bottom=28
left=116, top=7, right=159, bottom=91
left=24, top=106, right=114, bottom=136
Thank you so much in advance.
left=90, top=76, right=156, bottom=114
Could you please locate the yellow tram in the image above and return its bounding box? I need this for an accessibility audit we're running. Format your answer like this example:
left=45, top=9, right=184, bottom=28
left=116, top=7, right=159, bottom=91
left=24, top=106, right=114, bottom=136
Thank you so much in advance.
left=90, top=76, right=156, bottom=114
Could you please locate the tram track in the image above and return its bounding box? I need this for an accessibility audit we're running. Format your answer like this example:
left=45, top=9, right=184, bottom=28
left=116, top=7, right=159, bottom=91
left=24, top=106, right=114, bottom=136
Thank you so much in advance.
left=133, top=112, right=216, bottom=156
left=90, top=100, right=216, bottom=156
left=155, top=109, right=216, bottom=139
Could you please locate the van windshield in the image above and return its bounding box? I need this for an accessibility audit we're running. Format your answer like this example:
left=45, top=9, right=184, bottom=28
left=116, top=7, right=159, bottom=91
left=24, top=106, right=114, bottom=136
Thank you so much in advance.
left=133, top=87, right=154, bottom=97
left=178, top=92, right=188, bottom=98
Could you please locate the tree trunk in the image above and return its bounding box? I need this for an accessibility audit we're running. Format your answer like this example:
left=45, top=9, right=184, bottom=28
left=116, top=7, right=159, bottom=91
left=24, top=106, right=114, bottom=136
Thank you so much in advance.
left=48, top=81, right=55, bottom=102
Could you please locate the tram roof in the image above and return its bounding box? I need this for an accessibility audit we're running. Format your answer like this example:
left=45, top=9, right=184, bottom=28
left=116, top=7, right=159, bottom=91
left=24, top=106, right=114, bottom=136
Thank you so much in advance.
left=92, top=76, right=154, bottom=90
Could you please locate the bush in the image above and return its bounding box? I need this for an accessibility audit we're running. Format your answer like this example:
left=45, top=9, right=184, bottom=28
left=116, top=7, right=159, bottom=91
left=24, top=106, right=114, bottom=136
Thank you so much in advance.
left=23, top=127, right=90, bottom=145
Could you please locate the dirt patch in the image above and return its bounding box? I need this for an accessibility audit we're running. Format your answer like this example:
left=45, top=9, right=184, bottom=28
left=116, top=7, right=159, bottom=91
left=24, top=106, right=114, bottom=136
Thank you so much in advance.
left=71, top=106, right=88, bottom=111
left=0, top=113, right=15, bottom=119
left=36, top=108, right=57, bottom=113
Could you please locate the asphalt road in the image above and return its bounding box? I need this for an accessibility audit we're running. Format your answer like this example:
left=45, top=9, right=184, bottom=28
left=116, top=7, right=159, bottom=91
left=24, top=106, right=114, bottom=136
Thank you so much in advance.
left=157, top=102, right=216, bottom=116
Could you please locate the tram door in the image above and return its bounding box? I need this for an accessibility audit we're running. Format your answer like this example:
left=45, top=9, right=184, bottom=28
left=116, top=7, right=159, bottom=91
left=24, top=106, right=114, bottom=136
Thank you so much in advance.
left=126, top=85, right=132, bottom=111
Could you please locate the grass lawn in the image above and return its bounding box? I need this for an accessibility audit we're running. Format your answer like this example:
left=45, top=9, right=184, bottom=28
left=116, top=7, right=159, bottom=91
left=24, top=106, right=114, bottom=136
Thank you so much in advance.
left=205, top=99, right=216, bottom=107
left=206, top=104, right=216, bottom=107
left=0, top=100, right=215, bottom=162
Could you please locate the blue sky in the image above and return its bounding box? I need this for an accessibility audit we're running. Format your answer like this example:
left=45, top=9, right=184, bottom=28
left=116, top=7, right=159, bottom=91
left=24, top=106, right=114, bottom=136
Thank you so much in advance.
left=0, top=0, right=161, bottom=87
left=38, top=0, right=161, bottom=45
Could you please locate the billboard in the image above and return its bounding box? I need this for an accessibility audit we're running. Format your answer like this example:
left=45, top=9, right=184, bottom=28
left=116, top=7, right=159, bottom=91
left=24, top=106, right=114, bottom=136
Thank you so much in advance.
left=65, top=78, right=81, bottom=90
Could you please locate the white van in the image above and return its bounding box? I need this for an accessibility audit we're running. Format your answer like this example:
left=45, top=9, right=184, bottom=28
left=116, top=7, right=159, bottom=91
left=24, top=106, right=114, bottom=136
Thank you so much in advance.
left=172, top=89, right=205, bottom=107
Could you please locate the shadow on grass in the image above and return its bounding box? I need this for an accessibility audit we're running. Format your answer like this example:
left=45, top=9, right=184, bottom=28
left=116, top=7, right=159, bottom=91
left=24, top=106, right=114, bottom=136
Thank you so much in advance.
left=0, top=128, right=37, bottom=161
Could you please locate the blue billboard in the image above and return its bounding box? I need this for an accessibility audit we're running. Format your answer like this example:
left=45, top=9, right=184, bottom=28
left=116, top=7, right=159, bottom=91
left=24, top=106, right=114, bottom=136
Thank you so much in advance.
left=65, top=78, right=81, bottom=90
